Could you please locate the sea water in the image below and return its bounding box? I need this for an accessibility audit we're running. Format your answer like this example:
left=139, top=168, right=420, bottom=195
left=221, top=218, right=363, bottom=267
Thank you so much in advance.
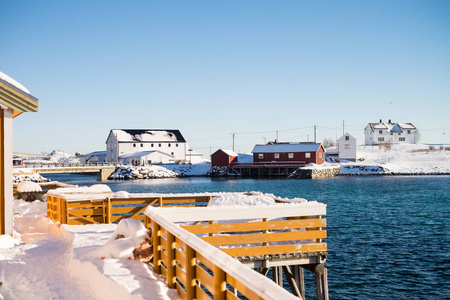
left=45, top=174, right=450, bottom=299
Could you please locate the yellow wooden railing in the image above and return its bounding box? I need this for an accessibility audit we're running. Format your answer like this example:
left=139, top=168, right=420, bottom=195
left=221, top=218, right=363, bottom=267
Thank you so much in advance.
left=145, top=206, right=318, bottom=300
left=47, top=194, right=215, bottom=225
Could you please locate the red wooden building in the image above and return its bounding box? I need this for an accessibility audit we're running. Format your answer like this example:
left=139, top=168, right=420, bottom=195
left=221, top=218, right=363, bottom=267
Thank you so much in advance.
left=211, top=149, right=238, bottom=167
left=252, top=143, right=325, bottom=165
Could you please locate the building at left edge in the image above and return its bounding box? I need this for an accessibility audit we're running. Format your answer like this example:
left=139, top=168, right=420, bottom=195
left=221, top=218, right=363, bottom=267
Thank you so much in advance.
left=0, top=71, right=39, bottom=235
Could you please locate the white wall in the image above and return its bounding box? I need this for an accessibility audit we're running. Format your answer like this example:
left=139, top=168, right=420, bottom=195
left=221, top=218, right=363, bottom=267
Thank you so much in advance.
left=2, top=108, right=13, bottom=235
left=338, top=134, right=357, bottom=161
left=365, top=126, right=416, bottom=145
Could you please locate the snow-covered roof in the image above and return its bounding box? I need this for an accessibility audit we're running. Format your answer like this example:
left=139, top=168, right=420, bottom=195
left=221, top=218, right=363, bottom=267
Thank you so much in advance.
left=109, top=129, right=186, bottom=143
left=367, top=122, right=416, bottom=133
left=0, top=70, right=30, bottom=94
left=0, top=70, right=38, bottom=117
left=80, top=151, right=107, bottom=157
left=252, top=143, right=322, bottom=153
left=119, top=151, right=174, bottom=159
left=218, top=149, right=238, bottom=157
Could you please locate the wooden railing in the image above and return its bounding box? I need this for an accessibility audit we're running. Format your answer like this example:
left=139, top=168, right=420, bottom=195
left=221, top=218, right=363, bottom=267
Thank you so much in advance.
left=145, top=206, right=316, bottom=300
left=47, top=194, right=215, bottom=225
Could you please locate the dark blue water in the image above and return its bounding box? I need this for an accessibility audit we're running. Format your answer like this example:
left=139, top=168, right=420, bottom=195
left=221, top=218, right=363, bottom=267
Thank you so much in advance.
left=46, top=174, right=450, bottom=299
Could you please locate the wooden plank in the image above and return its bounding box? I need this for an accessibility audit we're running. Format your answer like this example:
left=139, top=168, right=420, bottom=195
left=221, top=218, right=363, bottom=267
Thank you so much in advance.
left=176, top=249, right=186, bottom=269
left=176, top=283, right=186, bottom=299
left=221, top=243, right=327, bottom=257
left=196, top=252, right=214, bottom=271
left=66, top=207, right=104, bottom=216
left=152, top=220, right=161, bottom=274
left=225, top=290, right=240, bottom=300
left=175, top=264, right=186, bottom=286
left=213, top=265, right=226, bottom=300
left=201, top=230, right=327, bottom=246
left=196, top=264, right=214, bottom=293
left=185, top=246, right=196, bottom=300
left=226, top=274, right=263, bottom=300
left=196, top=285, right=212, bottom=300
left=182, top=218, right=326, bottom=234
left=109, top=215, right=145, bottom=223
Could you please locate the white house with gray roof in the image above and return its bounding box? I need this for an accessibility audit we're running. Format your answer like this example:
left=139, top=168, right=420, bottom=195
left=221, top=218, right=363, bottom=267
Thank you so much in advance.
left=364, top=120, right=417, bottom=145
left=106, top=129, right=187, bottom=164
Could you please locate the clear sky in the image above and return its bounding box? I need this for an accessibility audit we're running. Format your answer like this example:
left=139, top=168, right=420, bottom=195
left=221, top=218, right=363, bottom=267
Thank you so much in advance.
left=2, top=0, right=449, bottom=156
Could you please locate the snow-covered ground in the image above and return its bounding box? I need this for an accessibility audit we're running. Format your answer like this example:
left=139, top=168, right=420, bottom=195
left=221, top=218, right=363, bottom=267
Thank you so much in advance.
left=337, top=144, right=450, bottom=175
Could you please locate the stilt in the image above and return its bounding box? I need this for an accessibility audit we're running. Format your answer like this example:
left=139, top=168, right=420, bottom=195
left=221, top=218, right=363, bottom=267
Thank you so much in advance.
left=282, top=265, right=302, bottom=298
left=293, top=265, right=305, bottom=300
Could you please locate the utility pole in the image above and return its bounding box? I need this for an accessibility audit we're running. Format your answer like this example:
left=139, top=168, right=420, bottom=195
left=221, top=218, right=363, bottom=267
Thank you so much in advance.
left=276, top=130, right=278, bottom=143
left=231, top=133, right=236, bottom=152
left=314, top=125, right=317, bottom=143
left=343, top=120, right=345, bottom=136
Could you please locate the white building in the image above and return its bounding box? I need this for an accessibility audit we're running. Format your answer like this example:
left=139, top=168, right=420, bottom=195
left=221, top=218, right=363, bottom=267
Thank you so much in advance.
left=337, top=133, right=357, bottom=161
left=0, top=71, right=39, bottom=235
left=79, top=151, right=107, bottom=164
left=119, top=150, right=175, bottom=165
left=106, top=129, right=187, bottom=164
left=364, top=120, right=417, bottom=145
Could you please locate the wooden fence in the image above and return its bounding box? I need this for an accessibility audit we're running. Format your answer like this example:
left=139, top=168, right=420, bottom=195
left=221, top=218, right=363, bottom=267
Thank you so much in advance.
left=47, top=194, right=215, bottom=225
left=145, top=206, right=318, bottom=300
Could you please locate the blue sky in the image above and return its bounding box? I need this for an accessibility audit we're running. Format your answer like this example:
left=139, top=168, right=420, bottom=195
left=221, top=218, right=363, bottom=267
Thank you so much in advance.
left=2, top=0, right=449, bottom=156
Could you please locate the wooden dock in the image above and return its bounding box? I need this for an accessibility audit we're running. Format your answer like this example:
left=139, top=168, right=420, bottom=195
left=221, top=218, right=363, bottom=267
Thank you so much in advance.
left=46, top=191, right=329, bottom=299
left=14, top=164, right=116, bottom=181
left=229, top=162, right=306, bottom=178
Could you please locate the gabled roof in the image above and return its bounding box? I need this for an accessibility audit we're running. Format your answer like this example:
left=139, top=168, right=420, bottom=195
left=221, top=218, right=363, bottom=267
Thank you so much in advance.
left=252, top=143, right=322, bottom=153
left=119, top=151, right=175, bottom=159
left=367, top=122, right=416, bottom=133
left=338, top=133, right=357, bottom=142
left=108, top=129, right=186, bottom=143
left=0, top=71, right=38, bottom=118
left=212, top=149, right=238, bottom=157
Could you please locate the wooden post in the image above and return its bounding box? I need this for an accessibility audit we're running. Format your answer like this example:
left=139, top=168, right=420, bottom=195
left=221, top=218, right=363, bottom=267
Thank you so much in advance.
left=152, top=219, right=161, bottom=274
left=158, top=197, right=163, bottom=207
left=213, top=265, right=226, bottom=300
left=105, top=197, right=111, bottom=224
left=294, top=265, right=305, bottom=300
left=167, top=232, right=176, bottom=288
left=282, top=265, right=301, bottom=298
left=185, top=246, right=196, bottom=299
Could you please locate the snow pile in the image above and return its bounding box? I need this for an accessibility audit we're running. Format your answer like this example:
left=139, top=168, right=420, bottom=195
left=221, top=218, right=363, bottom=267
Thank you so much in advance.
left=162, top=162, right=211, bottom=176
left=47, top=184, right=113, bottom=201
left=13, top=168, right=50, bottom=183
left=208, top=192, right=277, bottom=207
left=110, top=165, right=178, bottom=180
left=85, top=219, right=150, bottom=260
left=0, top=199, right=179, bottom=299
left=16, top=181, right=42, bottom=193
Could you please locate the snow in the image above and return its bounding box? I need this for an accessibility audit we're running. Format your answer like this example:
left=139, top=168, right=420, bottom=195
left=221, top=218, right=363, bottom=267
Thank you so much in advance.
left=16, top=181, right=42, bottom=193
left=252, top=143, right=322, bottom=153
left=112, top=130, right=182, bottom=143
left=0, top=70, right=30, bottom=94
left=1, top=199, right=179, bottom=300
left=337, top=144, right=450, bottom=175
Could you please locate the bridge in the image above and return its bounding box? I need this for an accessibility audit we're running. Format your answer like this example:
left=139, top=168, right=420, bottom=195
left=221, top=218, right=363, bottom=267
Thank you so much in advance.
left=14, top=163, right=116, bottom=181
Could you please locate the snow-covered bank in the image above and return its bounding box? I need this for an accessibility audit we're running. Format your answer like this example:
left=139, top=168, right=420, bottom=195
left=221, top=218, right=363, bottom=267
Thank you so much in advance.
left=13, top=168, right=50, bottom=183
left=109, top=162, right=211, bottom=179
left=338, top=144, right=450, bottom=175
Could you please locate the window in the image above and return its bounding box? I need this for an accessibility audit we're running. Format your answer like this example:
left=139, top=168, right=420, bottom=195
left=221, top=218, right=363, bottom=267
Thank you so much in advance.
left=399, top=137, right=406, bottom=141
left=345, top=136, right=349, bottom=141
left=398, top=133, right=401, bottom=136
left=390, top=133, right=393, bottom=135
left=378, top=137, right=384, bottom=142
left=379, top=130, right=383, bottom=134
left=151, top=143, right=154, bottom=147
left=171, top=152, right=174, bottom=155
left=176, top=144, right=179, bottom=147
left=319, top=153, right=322, bottom=158
left=133, top=144, right=136, bottom=147
left=159, top=144, right=161, bottom=147
left=168, top=144, right=171, bottom=147
left=407, top=130, right=411, bottom=134
left=345, top=144, right=350, bottom=149
left=305, top=153, right=311, bottom=158
left=140, top=143, right=143, bottom=147
left=288, top=153, right=294, bottom=159
left=274, top=153, right=280, bottom=159
left=258, top=154, right=264, bottom=159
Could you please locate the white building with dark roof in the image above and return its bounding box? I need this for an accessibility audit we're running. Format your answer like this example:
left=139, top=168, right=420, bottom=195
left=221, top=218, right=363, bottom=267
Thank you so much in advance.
left=106, top=129, right=187, bottom=164
left=364, top=120, right=417, bottom=145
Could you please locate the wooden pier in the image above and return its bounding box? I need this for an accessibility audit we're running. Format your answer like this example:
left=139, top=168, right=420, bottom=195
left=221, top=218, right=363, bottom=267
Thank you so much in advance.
left=229, top=162, right=306, bottom=178
left=46, top=191, right=329, bottom=299
left=14, top=163, right=116, bottom=181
